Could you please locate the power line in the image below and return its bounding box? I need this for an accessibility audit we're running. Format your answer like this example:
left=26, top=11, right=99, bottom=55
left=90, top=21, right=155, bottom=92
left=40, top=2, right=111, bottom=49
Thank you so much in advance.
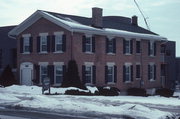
left=134, top=0, right=150, bottom=30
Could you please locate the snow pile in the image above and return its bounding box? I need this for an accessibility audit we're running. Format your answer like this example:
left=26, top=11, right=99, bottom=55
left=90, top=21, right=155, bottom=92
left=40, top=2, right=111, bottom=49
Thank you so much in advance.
left=173, top=91, right=180, bottom=98
left=0, top=85, right=179, bottom=119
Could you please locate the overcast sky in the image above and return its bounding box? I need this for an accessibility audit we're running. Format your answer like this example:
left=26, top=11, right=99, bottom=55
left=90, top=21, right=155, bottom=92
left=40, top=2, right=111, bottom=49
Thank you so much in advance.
left=1, top=0, right=180, bottom=56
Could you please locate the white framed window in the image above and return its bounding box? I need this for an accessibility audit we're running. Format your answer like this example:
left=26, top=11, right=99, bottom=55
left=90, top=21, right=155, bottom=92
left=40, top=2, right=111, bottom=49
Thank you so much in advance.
left=40, top=65, right=48, bottom=84
left=85, top=65, right=93, bottom=84
left=40, top=35, right=47, bottom=52
left=107, top=66, right=114, bottom=83
left=125, top=65, right=131, bottom=82
left=54, top=65, right=63, bottom=84
left=55, top=35, right=63, bottom=52
left=124, top=63, right=133, bottom=83
left=23, top=37, right=30, bottom=53
left=85, top=37, right=92, bottom=52
left=125, top=40, right=130, bottom=54
left=107, top=38, right=113, bottom=53
left=136, top=64, right=141, bottom=79
left=149, top=63, right=156, bottom=81
left=149, top=41, right=154, bottom=56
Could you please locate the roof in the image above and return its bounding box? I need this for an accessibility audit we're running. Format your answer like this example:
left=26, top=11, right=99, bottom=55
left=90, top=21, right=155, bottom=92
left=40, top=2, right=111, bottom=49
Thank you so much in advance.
left=8, top=10, right=167, bottom=41
left=0, top=26, right=16, bottom=40
left=46, top=11, right=157, bottom=35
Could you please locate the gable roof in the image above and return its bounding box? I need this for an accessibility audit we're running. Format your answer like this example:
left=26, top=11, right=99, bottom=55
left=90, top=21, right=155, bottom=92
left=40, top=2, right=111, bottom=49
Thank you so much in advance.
left=0, top=26, right=16, bottom=40
left=8, top=10, right=167, bottom=41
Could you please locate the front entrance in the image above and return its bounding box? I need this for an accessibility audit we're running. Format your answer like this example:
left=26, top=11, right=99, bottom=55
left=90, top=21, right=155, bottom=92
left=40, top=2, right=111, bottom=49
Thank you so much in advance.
left=20, top=62, right=33, bottom=86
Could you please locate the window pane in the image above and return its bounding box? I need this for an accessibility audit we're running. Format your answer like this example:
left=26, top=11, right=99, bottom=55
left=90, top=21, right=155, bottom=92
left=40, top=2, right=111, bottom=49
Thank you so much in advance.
left=108, top=39, right=113, bottom=53
left=55, top=35, right=63, bottom=52
left=24, top=37, right=30, bottom=52
left=55, top=66, right=63, bottom=84
left=125, top=66, right=131, bottom=81
left=125, top=40, right=130, bottom=53
left=41, top=36, right=47, bottom=52
left=41, top=66, right=47, bottom=83
left=85, top=66, right=92, bottom=83
left=85, top=37, right=92, bottom=52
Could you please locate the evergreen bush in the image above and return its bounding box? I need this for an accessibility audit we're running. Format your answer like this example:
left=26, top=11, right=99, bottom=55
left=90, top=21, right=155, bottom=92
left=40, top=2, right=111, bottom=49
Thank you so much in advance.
left=0, top=65, right=17, bottom=87
left=155, top=88, right=174, bottom=97
left=61, top=60, right=86, bottom=90
left=65, top=89, right=92, bottom=95
left=97, top=87, right=120, bottom=96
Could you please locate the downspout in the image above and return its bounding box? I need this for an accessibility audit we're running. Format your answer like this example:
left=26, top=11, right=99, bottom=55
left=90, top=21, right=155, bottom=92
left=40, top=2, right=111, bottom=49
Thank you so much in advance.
left=140, top=40, right=143, bottom=88
left=70, top=30, right=74, bottom=60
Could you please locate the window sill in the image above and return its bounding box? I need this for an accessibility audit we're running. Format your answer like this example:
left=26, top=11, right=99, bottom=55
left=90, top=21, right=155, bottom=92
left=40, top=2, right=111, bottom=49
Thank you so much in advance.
left=53, top=84, right=61, bottom=86
left=39, top=52, right=48, bottom=54
left=149, top=55, right=155, bottom=57
left=136, top=78, right=141, bottom=80
left=85, top=83, right=93, bottom=86
left=125, top=81, right=132, bottom=84
left=107, top=53, right=115, bottom=55
left=150, top=79, right=155, bottom=82
left=136, top=53, right=141, bottom=55
left=85, top=52, right=94, bottom=54
left=22, top=52, right=30, bottom=54
left=124, top=53, right=132, bottom=55
left=107, top=82, right=115, bottom=85
left=53, top=51, right=64, bottom=54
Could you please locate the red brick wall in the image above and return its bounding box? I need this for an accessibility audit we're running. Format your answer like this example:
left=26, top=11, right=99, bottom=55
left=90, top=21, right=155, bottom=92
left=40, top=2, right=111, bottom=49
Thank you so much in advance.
left=17, top=17, right=163, bottom=91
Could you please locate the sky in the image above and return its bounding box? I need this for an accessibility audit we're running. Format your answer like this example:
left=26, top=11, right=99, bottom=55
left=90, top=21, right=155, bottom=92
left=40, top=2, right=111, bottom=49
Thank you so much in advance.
left=1, top=0, right=180, bottom=56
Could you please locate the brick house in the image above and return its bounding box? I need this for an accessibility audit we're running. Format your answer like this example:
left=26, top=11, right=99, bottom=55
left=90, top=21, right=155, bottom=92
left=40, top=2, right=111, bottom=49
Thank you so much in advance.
left=8, top=8, right=170, bottom=91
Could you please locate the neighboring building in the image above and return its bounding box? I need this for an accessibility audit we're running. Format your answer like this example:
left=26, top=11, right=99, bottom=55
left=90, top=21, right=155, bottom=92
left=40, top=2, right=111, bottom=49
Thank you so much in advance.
left=9, top=8, right=172, bottom=91
left=176, top=57, right=180, bottom=84
left=0, top=26, right=17, bottom=76
left=160, top=41, right=176, bottom=89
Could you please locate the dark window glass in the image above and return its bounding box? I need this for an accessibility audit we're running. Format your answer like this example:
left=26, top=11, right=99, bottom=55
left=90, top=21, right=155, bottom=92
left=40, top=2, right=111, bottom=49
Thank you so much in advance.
left=136, top=41, right=141, bottom=53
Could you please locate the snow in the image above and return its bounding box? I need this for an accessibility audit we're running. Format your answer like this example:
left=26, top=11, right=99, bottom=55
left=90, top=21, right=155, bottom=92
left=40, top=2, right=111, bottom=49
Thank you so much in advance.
left=41, top=11, right=167, bottom=41
left=0, top=85, right=179, bottom=119
left=174, top=91, right=180, bottom=98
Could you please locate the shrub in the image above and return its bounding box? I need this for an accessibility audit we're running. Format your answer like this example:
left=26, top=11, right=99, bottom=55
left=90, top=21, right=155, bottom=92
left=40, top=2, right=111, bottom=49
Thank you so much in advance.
left=155, top=88, right=174, bottom=97
left=61, top=60, right=86, bottom=90
left=0, top=65, right=17, bottom=87
left=127, top=88, right=146, bottom=96
left=97, top=87, right=120, bottom=96
left=65, top=89, right=92, bottom=96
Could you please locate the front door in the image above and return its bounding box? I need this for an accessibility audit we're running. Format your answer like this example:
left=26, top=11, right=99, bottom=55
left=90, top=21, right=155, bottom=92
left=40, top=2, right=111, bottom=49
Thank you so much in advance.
left=20, top=62, right=33, bottom=86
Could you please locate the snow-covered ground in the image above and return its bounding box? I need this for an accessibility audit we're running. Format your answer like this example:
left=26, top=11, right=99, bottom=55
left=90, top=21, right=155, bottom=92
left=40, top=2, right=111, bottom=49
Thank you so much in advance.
left=0, top=85, right=180, bottom=119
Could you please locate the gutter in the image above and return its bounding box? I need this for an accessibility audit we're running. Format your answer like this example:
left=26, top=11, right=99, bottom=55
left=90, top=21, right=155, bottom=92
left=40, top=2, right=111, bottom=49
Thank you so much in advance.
left=8, top=34, right=16, bottom=39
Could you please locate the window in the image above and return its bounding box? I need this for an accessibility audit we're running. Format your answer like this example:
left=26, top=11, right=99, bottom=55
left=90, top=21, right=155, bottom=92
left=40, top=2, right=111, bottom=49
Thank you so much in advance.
left=85, top=66, right=92, bottom=84
left=54, top=65, right=63, bottom=84
left=106, top=38, right=116, bottom=53
left=148, top=64, right=156, bottom=81
left=123, top=39, right=133, bottom=54
left=123, top=64, right=133, bottom=82
left=40, top=36, right=47, bottom=52
left=40, top=65, right=48, bottom=83
left=0, top=49, right=2, bottom=68
left=106, top=65, right=117, bottom=83
left=55, top=35, right=63, bottom=52
left=23, top=37, right=30, bottom=53
left=82, top=36, right=95, bottom=53
left=136, top=41, right=141, bottom=53
left=85, top=37, right=92, bottom=52
left=148, top=41, right=156, bottom=56
left=136, top=64, right=141, bottom=79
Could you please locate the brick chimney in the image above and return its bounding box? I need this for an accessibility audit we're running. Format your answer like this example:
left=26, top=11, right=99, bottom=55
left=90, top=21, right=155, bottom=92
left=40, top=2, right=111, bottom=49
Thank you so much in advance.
left=92, top=7, right=103, bottom=28
left=131, top=15, right=138, bottom=26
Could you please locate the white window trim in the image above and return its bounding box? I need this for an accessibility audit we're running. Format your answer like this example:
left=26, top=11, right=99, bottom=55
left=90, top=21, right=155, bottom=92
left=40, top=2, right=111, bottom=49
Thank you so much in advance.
left=107, top=62, right=115, bottom=66
left=125, top=39, right=131, bottom=55
left=22, top=34, right=31, bottom=54
left=54, top=65, right=63, bottom=85
left=38, top=62, right=49, bottom=65
left=149, top=63, right=155, bottom=81
left=125, top=64, right=132, bottom=83
left=54, top=31, right=64, bottom=35
left=107, top=65, right=115, bottom=84
left=85, top=36, right=93, bottom=53
left=150, top=41, right=155, bottom=57
left=54, top=34, right=63, bottom=52
left=85, top=65, right=93, bottom=84
left=40, top=65, right=48, bottom=84
left=40, top=35, right=48, bottom=53
left=84, top=62, right=94, bottom=66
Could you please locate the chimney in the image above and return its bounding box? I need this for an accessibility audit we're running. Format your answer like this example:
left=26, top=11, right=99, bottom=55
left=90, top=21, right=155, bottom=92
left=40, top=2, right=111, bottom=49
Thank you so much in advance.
left=92, top=7, right=103, bottom=28
left=131, top=15, right=138, bottom=26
